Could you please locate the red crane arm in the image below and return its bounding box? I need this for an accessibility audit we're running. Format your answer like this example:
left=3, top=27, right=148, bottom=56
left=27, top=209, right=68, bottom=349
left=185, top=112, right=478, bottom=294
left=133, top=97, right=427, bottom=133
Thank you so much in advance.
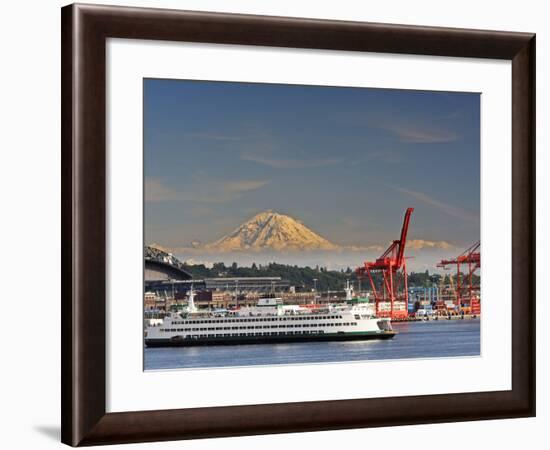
left=438, top=240, right=480, bottom=267
left=396, top=208, right=414, bottom=267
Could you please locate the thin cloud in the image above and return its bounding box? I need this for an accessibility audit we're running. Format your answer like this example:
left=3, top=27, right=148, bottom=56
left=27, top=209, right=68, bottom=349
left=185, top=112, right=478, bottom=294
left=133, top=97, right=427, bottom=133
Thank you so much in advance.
left=223, top=180, right=271, bottom=194
left=407, top=239, right=455, bottom=251
left=145, top=178, right=180, bottom=202
left=186, top=132, right=243, bottom=141
left=343, top=244, right=385, bottom=252
left=345, top=240, right=453, bottom=253
left=241, top=152, right=341, bottom=169
left=380, top=123, right=459, bottom=144
left=358, top=150, right=403, bottom=164
left=394, top=186, right=479, bottom=222
left=145, top=177, right=269, bottom=204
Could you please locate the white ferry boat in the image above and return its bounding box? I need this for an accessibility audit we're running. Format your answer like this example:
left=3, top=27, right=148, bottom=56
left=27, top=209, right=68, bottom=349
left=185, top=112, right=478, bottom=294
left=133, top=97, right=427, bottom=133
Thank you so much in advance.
left=145, top=287, right=396, bottom=347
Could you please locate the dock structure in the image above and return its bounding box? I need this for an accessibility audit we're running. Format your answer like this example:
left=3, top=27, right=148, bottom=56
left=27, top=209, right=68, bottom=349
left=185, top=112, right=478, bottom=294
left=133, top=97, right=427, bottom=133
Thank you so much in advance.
left=204, top=277, right=289, bottom=293
left=356, top=208, right=414, bottom=320
left=437, top=241, right=481, bottom=314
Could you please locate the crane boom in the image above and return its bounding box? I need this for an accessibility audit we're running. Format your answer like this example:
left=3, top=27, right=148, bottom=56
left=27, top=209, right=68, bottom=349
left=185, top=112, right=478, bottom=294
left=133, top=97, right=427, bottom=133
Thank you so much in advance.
left=437, top=241, right=481, bottom=308
left=355, top=208, right=414, bottom=320
left=396, top=207, right=414, bottom=267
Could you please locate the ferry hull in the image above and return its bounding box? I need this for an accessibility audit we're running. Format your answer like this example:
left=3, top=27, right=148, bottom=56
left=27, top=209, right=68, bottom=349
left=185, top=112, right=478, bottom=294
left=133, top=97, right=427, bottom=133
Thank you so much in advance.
left=145, top=331, right=396, bottom=347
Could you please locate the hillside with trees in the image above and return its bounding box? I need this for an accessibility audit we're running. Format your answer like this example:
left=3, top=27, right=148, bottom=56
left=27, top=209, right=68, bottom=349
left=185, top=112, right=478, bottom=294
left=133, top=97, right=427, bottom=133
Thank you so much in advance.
left=181, top=261, right=479, bottom=292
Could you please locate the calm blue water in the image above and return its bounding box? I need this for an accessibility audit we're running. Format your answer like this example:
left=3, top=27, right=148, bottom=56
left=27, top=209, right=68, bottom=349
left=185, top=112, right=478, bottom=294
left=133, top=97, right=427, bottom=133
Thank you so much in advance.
left=144, top=319, right=480, bottom=370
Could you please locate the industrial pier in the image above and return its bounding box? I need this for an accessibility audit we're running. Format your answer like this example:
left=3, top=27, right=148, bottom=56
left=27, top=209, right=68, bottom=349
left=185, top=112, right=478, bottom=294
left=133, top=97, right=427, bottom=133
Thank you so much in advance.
left=144, top=208, right=481, bottom=322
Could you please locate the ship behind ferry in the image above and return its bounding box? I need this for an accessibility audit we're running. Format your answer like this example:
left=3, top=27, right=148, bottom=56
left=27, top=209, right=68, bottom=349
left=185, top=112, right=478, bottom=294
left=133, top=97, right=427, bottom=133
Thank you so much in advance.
left=145, top=286, right=396, bottom=347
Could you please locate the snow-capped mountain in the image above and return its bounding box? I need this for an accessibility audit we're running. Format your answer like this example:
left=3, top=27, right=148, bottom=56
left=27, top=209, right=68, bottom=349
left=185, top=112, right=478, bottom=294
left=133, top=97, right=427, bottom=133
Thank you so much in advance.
left=205, top=210, right=338, bottom=252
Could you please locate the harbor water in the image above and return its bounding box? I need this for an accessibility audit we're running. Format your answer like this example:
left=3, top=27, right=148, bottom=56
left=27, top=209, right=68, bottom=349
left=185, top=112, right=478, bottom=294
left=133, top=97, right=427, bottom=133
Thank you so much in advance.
left=144, top=319, right=480, bottom=370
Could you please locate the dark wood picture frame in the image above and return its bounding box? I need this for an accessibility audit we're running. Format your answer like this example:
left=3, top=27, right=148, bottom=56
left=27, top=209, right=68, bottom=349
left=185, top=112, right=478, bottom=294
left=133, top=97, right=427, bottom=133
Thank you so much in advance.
left=61, top=3, right=536, bottom=446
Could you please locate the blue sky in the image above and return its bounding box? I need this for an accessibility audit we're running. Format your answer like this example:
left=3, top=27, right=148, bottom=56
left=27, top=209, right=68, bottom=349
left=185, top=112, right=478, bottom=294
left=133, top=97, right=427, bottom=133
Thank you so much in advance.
left=144, top=78, right=480, bottom=263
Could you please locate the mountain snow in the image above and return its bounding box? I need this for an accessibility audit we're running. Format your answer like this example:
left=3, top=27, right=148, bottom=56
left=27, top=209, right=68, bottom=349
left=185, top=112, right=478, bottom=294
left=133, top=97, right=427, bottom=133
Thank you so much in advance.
left=206, top=210, right=338, bottom=252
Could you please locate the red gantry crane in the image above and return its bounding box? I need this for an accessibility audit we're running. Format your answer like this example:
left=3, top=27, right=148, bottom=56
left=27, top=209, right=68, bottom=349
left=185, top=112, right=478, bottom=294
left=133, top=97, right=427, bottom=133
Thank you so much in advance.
left=437, top=241, right=481, bottom=313
left=356, top=208, right=414, bottom=319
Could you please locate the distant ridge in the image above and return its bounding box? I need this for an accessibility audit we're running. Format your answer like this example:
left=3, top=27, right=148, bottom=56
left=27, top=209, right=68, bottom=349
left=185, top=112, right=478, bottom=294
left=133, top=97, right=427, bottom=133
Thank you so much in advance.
left=205, top=210, right=338, bottom=252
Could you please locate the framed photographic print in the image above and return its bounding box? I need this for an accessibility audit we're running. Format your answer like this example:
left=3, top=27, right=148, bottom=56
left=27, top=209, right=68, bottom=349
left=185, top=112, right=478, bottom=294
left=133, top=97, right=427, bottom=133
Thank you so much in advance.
left=61, top=3, right=535, bottom=446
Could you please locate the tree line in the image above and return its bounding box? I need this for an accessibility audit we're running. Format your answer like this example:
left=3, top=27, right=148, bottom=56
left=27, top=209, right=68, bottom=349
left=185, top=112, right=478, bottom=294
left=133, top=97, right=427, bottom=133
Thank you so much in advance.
left=183, top=262, right=479, bottom=292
